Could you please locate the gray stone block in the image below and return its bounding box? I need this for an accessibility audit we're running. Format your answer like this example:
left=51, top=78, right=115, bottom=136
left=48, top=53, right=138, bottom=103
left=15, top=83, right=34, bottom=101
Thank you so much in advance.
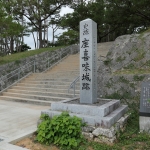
left=139, top=116, right=150, bottom=133
left=42, top=104, right=128, bottom=128
left=51, top=100, right=120, bottom=117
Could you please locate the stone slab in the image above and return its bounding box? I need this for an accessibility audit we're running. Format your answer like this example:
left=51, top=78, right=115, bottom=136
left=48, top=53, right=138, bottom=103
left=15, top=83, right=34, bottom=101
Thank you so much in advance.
left=0, top=100, right=49, bottom=150
left=139, top=116, right=150, bottom=133
left=51, top=100, right=120, bottom=117
left=140, top=82, right=150, bottom=114
left=0, top=142, right=28, bottom=150
left=42, top=105, right=128, bottom=128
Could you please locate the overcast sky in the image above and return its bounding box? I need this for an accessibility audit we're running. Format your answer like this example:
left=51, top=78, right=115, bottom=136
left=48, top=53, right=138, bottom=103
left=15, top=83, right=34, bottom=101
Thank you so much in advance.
left=24, top=6, right=74, bottom=50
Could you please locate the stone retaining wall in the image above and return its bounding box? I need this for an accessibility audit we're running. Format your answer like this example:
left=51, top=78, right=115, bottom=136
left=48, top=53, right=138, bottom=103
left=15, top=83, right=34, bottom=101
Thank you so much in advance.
left=0, top=45, right=79, bottom=91
left=97, top=32, right=150, bottom=99
left=82, top=113, right=129, bottom=143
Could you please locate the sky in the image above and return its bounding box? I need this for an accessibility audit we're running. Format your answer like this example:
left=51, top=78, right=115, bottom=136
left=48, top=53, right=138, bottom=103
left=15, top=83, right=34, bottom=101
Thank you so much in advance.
left=24, top=6, right=74, bottom=50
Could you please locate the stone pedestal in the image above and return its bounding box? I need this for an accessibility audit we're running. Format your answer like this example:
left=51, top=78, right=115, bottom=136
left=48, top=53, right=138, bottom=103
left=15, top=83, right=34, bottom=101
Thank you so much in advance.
left=42, top=98, right=128, bottom=128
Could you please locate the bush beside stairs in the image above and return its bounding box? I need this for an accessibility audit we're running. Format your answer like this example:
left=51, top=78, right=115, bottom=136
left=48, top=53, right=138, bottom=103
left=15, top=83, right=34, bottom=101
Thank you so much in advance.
left=0, top=42, right=113, bottom=106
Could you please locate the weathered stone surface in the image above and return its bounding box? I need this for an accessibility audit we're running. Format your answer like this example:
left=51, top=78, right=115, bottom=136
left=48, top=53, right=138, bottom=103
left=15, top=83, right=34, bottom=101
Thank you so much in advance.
left=82, top=132, right=94, bottom=140
left=80, top=18, right=97, bottom=104
left=92, top=126, right=116, bottom=138
left=82, top=126, right=95, bottom=132
left=140, top=116, right=150, bottom=133
left=94, top=136, right=116, bottom=144
left=97, top=32, right=150, bottom=98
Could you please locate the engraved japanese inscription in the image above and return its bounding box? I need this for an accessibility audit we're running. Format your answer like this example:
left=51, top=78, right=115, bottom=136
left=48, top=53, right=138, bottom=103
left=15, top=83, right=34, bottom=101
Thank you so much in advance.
left=80, top=19, right=97, bottom=104
left=140, top=82, right=150, bottom=114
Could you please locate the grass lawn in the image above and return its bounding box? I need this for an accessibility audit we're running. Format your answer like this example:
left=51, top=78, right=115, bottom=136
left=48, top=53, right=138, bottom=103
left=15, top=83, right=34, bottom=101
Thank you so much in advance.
left=0, top=46, right=65, bottom=66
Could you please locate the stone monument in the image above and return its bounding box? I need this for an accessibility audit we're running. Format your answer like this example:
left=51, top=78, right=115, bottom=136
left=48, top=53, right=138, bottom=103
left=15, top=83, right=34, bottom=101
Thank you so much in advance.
left=41, top=18, right=128, bottom=142
left=139, top=82, right=150, bottom=132
left=80, top=18, right=97, bottom=104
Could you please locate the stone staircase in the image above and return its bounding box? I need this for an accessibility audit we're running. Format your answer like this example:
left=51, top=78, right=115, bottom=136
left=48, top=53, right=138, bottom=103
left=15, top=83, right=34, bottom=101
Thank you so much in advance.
left=0, top=42, right=113, bottom=106
left=0, top=54, right=80, bottom=105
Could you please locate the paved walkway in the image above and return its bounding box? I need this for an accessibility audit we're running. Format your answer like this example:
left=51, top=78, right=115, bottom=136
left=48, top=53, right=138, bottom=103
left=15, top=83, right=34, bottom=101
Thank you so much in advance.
left=0, top=100, right=49, bottom=150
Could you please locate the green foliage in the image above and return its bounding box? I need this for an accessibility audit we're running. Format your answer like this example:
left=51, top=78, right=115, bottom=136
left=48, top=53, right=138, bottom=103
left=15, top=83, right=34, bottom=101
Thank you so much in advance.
left=105, top=81, right=112, bottom=88
left=0, top=46, right=64, bottom=66
left=0, top=2, right=23, bottom=38
left=119, top=76, right=129, bottom=83
left=124, top=63, right=136, bottom=69
left=56, top=30, right=79, bottom=46
left=133, top=75, right=145, bottom=81
left=104, top=58, right=112, bottom=66
left=133, top=51, right=145, bottom=62
left=14, top=44, right=31, bottom=53
left=145, top=60, right=150, bottom=67
left=105, top=92, right=122, bottom=99
left=37, top=112, right=84, bottom=149
left=61, top=1, right=105, bottom=42
left=116, top=56, right=125, bottom=62
left=107, top=51, right=112, bottom=56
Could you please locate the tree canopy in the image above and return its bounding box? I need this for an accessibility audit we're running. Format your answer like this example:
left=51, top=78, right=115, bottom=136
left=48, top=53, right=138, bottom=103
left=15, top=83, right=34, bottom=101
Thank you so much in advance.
left=0, top=0, right=149, bottom=55
left=60, top=0, right=150, bottom=42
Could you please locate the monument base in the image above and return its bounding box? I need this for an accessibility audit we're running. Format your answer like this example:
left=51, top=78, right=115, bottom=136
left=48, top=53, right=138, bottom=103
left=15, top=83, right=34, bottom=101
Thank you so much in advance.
left=139, top=115, right=150, bottom=133
left=41, top=98, right=128, bottom=143
left=41, top=98, right=128, bottom=128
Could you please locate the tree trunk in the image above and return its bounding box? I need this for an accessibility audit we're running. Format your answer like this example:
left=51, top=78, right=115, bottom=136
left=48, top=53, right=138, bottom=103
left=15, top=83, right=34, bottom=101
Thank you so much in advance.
left=32, top=32, right=36, bottom=49
left=10, top=36, right=14, bottom=53
left=37, top=31, right=39, bottom=49
left=39, top=22, right=43, bottom=48
left=52, top=28, right=55, bottom=44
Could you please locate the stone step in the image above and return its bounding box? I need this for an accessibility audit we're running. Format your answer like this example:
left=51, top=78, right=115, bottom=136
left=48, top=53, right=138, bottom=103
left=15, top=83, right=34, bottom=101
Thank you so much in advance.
left=60, top=61, right=79, bottom=63
left=10, top=86, right=80, bottom=94
left=24, top=77, right=79, bottom=81
left=42, top=105, right=128, bottom=128
left=1, top=92, right=66, bottom=102
left=52, top=61, right=79, bottom=64
left=50, top=66, right=79, bottom=69
left=42, top=74, right=79, bottom=77
left=26, top=73, right=79, bottom=78
left=6, top=90, right=79, bottom=98
left=16, top=83, right=80, bottom=89
left=0, top=96, right=52, bottom=106
left=23, top=77, right=79, bottom=82
left=32, top=72, right=79, bottom=76
left=45, top=71, right=79, bottom=74
left=20, top=80, right=80, bottom=85
left=51, top=100, right=120, bottom=117
left=49, top=67, right=79, bottom=70
left=45, top=70, right=79, bottom=73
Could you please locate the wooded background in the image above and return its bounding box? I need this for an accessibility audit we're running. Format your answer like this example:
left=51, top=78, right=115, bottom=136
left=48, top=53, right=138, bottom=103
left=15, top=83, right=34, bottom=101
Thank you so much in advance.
left=0, top=0, right=149, bottom=55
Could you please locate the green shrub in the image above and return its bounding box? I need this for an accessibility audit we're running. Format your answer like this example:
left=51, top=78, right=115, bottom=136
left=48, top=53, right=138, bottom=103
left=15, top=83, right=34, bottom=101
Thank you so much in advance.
left=36, top=112, right=84, bottom=149
left=104, top=58, right=111, bottom=65
left=133, top=75, right=145, bottom=81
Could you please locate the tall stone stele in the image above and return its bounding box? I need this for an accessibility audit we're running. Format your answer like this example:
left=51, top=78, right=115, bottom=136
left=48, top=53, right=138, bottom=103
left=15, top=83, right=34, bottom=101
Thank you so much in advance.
left=80, top=18, right=97, bottom=104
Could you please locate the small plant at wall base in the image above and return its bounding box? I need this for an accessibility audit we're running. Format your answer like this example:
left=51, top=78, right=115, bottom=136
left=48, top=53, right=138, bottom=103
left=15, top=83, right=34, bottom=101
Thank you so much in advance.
left=36, top=112, right=85, bottom=149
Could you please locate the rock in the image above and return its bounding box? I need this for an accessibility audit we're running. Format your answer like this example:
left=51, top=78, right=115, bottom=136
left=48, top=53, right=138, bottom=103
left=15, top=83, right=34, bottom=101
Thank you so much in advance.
left=82, top=132, right=94, bottom=140
left=82, top=126, right=95, bottom=132
left=97, top=31, right=150, bottom=98
left=94, top=136, right=116, bottom=144
left=92, top=127, right=116, bottom=138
